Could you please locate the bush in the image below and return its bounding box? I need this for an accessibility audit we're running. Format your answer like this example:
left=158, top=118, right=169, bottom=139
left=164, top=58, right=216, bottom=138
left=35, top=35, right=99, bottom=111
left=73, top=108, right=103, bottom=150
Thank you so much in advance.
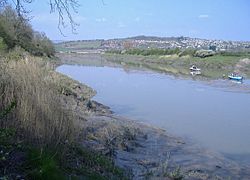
left=179, top=49, right=197, bottom=57
left=194, top=50, right=215, bottom=58
left=118, top=48, right=181, bottom=56
left=218, top=50, right=250, bottom=57
left=0, top=37, right=7, bottom=52
left=0, top=6, right=55, bottom=57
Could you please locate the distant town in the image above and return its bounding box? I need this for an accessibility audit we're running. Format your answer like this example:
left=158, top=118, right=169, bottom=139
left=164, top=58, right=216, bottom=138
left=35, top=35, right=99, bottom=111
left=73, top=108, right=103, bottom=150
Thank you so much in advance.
left=57, top=36, right=250, bottom=52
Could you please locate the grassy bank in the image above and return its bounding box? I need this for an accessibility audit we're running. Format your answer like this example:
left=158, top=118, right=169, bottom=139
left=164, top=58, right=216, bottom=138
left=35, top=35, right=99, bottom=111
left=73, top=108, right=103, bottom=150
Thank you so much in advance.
left=0, top=7, right=128, bottom=176
left=0, top=50, right=126, bottom=179
left=103, top=52, right=250, bottom=79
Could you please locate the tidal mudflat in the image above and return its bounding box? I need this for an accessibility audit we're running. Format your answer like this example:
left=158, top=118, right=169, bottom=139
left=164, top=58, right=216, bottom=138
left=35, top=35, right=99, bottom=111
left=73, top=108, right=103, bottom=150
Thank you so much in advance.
left=57, top=64, right=250, bottom=166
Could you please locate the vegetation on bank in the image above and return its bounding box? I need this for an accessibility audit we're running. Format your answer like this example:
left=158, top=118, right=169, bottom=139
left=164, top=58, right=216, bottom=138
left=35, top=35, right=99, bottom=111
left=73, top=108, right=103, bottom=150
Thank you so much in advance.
left=55, top=40, right=103, bottom=52
left=106, top=48, right=250, bottom=58
left=0, top=6, right=54, bottom=57
left=103, top=51, right=250, bottom=79
left=102, top=46, right=250, bottom=79
left=0, top=6, right=126, bottom=179
left=0, top=50, right=126, bottom=179
left=107, top=48, right=193, bottom=57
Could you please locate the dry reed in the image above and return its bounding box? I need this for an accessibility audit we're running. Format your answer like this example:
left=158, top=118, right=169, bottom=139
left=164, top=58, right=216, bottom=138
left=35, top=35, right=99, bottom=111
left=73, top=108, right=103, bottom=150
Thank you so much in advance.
left=0, top=56, right=78, bottom=147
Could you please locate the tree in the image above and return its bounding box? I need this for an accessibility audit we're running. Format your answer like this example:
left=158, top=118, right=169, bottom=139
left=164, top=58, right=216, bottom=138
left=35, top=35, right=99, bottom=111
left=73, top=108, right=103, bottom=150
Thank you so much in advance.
left=0, top=6, right=55, bottom=56
left=0, top=0, right=79, bottom=33
left=0, top=37, right=7, bottom=51
left=0, top=8, right=16, bottom=49
left=0, top=6, right=32, bottom=49
left=32, top=32, right=55, bottom=57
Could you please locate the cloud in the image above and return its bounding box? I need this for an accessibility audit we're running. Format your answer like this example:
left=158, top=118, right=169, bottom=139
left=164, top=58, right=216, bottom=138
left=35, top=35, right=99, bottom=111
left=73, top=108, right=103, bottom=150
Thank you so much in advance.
left=198, top=14, right=209, bottom=19
left=95, top=17, right=107, bottom=22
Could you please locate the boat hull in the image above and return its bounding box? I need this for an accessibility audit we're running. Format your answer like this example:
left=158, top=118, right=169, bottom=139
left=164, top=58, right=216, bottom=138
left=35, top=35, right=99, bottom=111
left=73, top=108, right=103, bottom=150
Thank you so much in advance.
left=228, top=76, right=243, bottom=81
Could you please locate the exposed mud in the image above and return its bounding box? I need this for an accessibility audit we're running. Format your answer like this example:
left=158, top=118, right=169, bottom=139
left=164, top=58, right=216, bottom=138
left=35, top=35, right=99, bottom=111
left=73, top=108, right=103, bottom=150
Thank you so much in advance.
left=57, top=53, right=250, bottom=179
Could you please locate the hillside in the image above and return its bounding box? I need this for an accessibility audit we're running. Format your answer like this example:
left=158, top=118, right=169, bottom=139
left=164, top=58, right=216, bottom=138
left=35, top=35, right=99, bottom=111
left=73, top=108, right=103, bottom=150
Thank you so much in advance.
left=55, top=35, right=250, bottom=52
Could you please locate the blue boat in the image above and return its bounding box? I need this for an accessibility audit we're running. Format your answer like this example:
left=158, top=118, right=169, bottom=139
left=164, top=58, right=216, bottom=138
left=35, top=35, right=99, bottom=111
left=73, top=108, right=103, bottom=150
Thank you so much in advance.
left=228, top=74, right=243, bottom=81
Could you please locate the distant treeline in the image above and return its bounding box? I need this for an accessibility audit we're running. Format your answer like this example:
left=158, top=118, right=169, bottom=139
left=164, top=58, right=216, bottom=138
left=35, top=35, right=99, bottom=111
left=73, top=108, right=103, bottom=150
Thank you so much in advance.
left=0, top=6, right=55, bottom=57
left=218, top=50, right=250, bottom=57
left=107, top=48, right=197, bottom=57
left=106, top=48, right=250, bottom=58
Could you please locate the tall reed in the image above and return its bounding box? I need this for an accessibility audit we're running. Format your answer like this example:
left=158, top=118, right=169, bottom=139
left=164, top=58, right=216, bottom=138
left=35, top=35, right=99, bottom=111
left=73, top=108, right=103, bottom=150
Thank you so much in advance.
left=0, top=56, right=78, bottom=147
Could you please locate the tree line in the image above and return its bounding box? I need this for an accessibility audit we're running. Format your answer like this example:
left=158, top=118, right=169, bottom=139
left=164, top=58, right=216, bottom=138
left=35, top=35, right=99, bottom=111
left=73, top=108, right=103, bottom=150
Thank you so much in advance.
left=107, top=48, right=198, bottom=57
left=0, top=6, right=55, bottom=57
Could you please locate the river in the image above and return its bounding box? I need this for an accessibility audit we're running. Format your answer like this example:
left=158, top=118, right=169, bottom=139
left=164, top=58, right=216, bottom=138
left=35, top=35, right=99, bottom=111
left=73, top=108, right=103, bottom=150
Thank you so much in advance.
left=57, top=64, right=250, bottom=165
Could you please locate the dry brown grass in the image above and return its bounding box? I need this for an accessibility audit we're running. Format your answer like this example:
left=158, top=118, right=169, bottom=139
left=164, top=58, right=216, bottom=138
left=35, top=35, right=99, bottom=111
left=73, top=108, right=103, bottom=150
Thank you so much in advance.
left=0, top=55, right=78, bottom=146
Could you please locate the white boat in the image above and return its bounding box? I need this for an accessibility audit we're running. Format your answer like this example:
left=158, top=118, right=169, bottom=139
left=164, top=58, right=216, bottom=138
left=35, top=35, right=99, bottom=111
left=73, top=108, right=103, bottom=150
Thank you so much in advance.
left=228, top=73, right=243, bottom=81
left=190, top=71, right=201, bottom=76
left=190, top=65, right=201, bottom=71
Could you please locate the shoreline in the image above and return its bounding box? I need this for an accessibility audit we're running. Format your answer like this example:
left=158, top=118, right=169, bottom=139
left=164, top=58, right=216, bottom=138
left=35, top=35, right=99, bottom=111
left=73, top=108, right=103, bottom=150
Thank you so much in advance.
left=56, top=54, right=250, bottom=179
left=57, top=51, right=250, bottom=80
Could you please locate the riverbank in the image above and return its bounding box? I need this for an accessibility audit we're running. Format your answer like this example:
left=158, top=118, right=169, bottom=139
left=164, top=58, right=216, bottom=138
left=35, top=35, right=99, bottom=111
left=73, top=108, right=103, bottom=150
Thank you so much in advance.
left=104, top=53, right=250, bottom=79
left=56, top=53, right=250, bottom=179
left=2, top=52, right=249, bottom=179
left=0, top=54, right=126, bottom=179
left=57, top=52, right=250, bottom=80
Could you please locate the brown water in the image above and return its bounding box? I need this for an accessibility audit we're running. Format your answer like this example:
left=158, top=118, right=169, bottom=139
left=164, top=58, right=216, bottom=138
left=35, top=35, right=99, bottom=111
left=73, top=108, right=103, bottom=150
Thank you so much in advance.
left=57, top=65, right=250, bottom=164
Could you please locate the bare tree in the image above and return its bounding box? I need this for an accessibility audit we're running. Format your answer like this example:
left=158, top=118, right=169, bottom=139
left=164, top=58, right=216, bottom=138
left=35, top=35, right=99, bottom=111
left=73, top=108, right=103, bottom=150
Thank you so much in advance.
left=0, top=0, right=80, bottom=34
left=49, top=0, right=80, bottom=34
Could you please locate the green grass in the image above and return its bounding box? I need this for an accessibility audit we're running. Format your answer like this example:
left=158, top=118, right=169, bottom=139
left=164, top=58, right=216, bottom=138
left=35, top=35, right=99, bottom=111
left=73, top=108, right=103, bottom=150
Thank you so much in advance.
left=103, top=53, right=250, bottom=79
left=66, top=145, right=127, bottom=180
left=0, top=130, right=126, bottom=180
left=23, top=143, right=126, bottom=180
left=55, top=40, right=103, bottom=52
left=24, top=148, right=66, bottom=180
left=0, top=101, right=16, bottom=119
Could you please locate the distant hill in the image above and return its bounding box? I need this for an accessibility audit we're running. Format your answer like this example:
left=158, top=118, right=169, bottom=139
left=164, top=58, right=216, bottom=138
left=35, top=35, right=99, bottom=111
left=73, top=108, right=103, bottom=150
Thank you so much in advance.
left=55, top=36, right=250, bottom=52
left=53, top=40, right=66, bottom=44
left=125, top=35, right=189, bottom=41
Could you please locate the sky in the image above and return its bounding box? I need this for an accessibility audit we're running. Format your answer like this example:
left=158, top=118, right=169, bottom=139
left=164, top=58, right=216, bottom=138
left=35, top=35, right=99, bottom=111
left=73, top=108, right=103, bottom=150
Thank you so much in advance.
left=27, top=0, right=250, bottom=41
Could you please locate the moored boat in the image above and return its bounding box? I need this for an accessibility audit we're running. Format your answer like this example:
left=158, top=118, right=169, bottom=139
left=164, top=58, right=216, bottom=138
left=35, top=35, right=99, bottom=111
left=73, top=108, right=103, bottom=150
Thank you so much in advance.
left=190, top=71, right=201, bottom=76
left=228, top=74, right=243, bottom=81
left=190, top=65, right=201, bottom=71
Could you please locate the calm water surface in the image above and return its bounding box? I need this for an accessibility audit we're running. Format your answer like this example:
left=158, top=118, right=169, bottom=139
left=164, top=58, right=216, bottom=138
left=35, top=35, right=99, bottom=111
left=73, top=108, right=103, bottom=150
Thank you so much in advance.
left=57, top=65, right=250, bottom=162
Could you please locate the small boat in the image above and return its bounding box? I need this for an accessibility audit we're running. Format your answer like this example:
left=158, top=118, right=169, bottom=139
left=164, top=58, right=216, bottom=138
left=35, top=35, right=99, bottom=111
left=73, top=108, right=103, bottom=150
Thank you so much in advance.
left=228, top=73, right=243, bottom=81
left=190, top=65, right=201, bottom=71
left=190, top=71, right=201, bottom=76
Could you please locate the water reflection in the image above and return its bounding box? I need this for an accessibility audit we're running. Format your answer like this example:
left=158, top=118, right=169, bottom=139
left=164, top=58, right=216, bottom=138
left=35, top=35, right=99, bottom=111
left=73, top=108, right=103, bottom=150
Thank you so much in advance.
left=57, top=65, right=250, bottom=164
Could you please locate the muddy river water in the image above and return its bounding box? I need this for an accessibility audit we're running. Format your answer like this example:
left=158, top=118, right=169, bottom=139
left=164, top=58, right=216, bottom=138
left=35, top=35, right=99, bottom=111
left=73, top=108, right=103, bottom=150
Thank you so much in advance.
left=57, top=65, right=250, bottom=165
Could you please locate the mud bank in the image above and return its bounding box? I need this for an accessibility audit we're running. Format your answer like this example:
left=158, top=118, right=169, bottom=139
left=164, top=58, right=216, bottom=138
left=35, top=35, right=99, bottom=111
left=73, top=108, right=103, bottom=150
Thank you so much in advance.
left=57, top=52, right=250, bottom=80
left=56, top=54, right=250, bottom=179
left=79, top=113, right=250, bottom=179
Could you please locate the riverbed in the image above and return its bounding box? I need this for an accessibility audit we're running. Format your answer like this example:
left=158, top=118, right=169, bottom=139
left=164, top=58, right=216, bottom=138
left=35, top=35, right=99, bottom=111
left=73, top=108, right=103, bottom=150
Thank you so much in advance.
left=57, top=64, right=250, bottom=165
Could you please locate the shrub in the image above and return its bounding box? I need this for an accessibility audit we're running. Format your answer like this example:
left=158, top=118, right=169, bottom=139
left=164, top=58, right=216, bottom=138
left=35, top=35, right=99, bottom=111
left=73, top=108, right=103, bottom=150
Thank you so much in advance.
left=0, top=6, right=55, bottom=57
left=179, top=49, right=197, bottom=57
left=0, top=37, right=7, bottom=52
left=122, top=48, right=181, bottom=56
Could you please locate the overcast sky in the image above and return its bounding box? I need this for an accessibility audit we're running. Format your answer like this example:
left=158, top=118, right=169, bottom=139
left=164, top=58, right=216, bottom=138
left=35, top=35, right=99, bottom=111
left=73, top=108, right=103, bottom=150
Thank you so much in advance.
left=29, top=0, right=250, bottom=41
